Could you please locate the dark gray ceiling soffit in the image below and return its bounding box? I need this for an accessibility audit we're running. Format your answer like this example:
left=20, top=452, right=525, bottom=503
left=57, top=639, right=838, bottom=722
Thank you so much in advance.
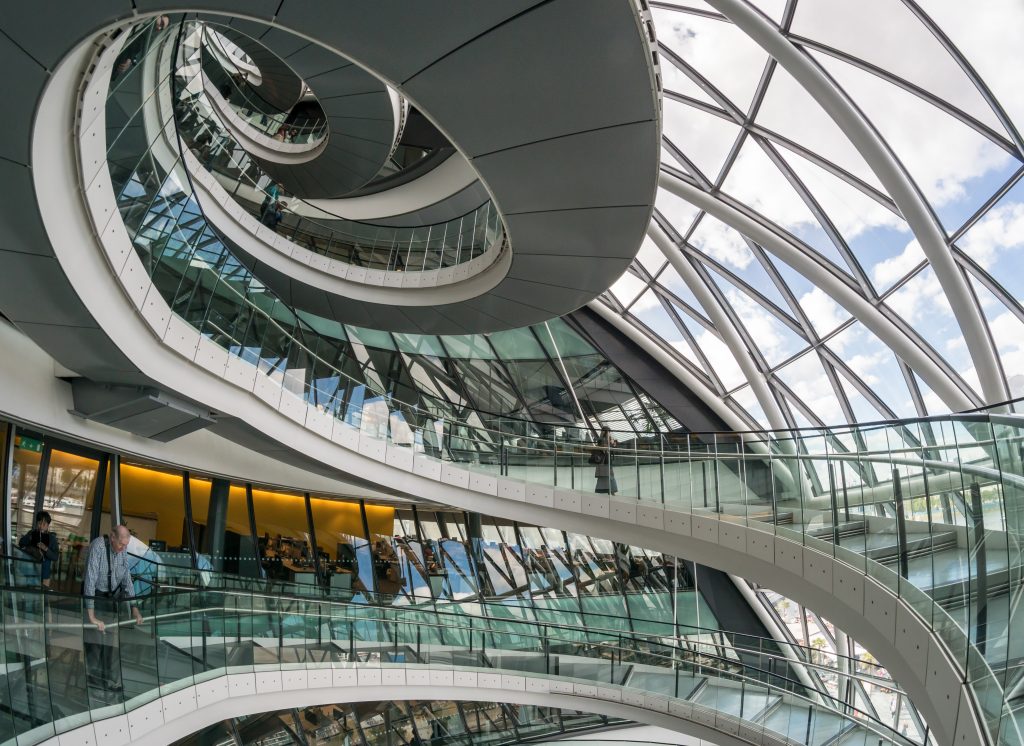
left=69, top=379, right=218, bottom=442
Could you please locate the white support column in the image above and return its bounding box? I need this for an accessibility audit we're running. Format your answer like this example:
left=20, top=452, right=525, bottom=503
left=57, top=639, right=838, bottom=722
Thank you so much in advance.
left=649, top=221, right=789, bottom=432
left=704, top=0, right=1009, bottom=406
left=659, top=171, right=975, bottom=413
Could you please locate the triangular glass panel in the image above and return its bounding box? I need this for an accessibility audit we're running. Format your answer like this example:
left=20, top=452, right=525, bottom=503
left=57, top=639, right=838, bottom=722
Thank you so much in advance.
left=706, top=267, right=810, bottom=367
left=814, top=50, right=1021, bottom=234
left=756, top=64, right=883, bottom=191
left=635, top=234, right=667, bottom=277
left=659, top=59, right=720, bottom=107
left=792, top=0, right=1006, bottom=134
left=918, top=0, right=1024, bottom=139
left=730, top=385, right=770, bottom=430
left=765, top=254, right=853, bottom=338
left=684, top=222, right=793, bottom=313
left=911, top=370, right=951, bottom=417
left=883, top=265, right=981, bottom=398
left=662, top=98, right=742, bottom=183
left=720, top=139, right=851, bottom=271
left=968, top=274, right=1024, bottom=398
left=653, top=8, right=770, bottom=113
left=826, top=321, right=918, bottom=419
left=779, top=142, right=914, bottom=295
left=953, top=175, right=1024, bottom=300
left=657, top=261, right=709, bottom=316
left=775, top=350, right=847, bottom=424
left=655, top=185, right=703, bottom=235
left=674, top=302, right=747, bottom=391
left=609, top=268, right=648, bottom=309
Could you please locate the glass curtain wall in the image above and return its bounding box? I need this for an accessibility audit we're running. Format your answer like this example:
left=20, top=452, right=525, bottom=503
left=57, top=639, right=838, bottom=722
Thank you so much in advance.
left=0, top=420, right=728, bottom=644
left=174, top=699, right=620, bottom=746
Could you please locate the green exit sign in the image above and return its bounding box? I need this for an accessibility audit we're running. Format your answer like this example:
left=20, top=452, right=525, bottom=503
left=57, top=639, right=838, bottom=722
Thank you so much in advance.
left=15, top=436, right=42, bottom=453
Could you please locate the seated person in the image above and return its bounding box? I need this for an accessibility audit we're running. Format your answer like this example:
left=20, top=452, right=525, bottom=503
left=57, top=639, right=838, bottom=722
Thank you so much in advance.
left=18, top=510, right=59, bottom=587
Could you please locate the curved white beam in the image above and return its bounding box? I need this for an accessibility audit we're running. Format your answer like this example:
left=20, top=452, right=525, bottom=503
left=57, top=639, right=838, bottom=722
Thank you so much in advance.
left=659, top=171, right=975, bottom=413
left=704, top=0, right=1009, bottom=406
left=306, top=151, right=479, bottom=220
left=649, top=221, right=789, bottom=432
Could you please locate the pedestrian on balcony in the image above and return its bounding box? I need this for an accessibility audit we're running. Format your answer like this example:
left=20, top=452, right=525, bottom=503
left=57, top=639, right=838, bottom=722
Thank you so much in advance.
left=82, top=525, right=144, bottom=692
left=261, top=200, right=286, bottom=233
left=592, top=426, right=618, bottom=495
left=18, top=510, right=58, bottom=588
left=259, top=182, right=282, bottom=219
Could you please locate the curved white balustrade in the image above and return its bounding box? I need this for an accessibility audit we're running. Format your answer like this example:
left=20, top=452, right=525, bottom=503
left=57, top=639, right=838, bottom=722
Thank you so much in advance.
left=186, top=149, right=510, bottom=297
left=201, top=73, right=328, bottom=159
left=32, top=661, right=813, bottom=746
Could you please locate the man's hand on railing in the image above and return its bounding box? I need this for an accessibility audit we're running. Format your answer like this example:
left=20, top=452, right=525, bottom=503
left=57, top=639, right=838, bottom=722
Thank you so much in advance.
left=132, top=606, right=144, bottom=626
left=88, top=611, right=105, bottom=633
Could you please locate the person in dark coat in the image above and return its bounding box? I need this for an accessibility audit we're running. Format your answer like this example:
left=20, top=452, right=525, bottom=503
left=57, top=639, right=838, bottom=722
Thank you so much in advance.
left=594, top=426, right=618, bottom=495
left=18, top=510, right=59, bottom=587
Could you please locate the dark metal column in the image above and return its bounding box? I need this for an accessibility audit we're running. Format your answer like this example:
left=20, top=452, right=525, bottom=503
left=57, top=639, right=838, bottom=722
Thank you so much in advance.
left=110, top=453, right=123, bottom=526
left=1, top=423, right=15, bottom=554
left=892, top=469, right=909, bottom=580
left=465, top=511, right=487, bottom=591
left=182, top=471, right=199, bottom=568
left=970, top=481, right=988, bottom=655
left=245, top=483, right=264, bottom=578
left=90, top=455, right=109, bottom=540
left=305, top=492, right=321, bottom=581
left=31, top=445, right=52, bottom=514
left=204, top=478, right=230, bottom=571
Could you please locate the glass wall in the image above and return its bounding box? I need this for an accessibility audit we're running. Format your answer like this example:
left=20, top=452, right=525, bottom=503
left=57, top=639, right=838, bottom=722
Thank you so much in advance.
left=8, top=432, right=45, bottom=547
left=174, top=699, right=621, bottom=746
left=0, top=417, right=728, bottom=646
left=119, top=462, right=190, bottom=551
left=250, top=487, right=314, bottom=585
left=40, top=449, right=101, bottom=587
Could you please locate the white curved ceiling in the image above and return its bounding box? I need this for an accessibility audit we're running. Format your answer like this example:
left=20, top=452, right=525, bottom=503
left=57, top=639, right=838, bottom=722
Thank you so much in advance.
left=598, top=0, right=1024, bottom=431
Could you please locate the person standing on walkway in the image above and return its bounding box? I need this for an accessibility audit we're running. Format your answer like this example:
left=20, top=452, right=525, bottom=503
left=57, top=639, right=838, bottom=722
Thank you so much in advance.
left=593, top=426, right=618, bottom=495
left=82, top=525, right=143, bottom=691
left=18, top=510, right=58, bottom=588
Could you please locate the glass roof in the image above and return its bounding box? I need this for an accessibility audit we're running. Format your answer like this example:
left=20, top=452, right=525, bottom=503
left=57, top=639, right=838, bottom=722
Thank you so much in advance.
left=598, top=0, right=1024, bottom=430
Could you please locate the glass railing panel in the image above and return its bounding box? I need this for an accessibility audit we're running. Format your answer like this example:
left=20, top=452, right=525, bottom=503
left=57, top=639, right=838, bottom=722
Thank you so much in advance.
left=0, top=579, right=925, bottom=746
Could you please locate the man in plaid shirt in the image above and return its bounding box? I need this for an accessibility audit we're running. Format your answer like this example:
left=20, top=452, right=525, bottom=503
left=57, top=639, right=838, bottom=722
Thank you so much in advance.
left=82, top=525, right=144, bottom=691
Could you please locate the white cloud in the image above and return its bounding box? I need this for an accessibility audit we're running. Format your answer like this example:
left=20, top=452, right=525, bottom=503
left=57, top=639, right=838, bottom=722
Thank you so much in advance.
left=609, top=271, right=647, bottom=309
left=845, top=352, right=886, bottom=386
left=883, top=267, right=947, bottom=325
left=799, top=287, right=848, bottom=336
left=918, top=0, right=1024, bottom=141
left=958, top=202, right=1024, bottom=269
left=724, top=286, right=804, bottom=365
left=690, top=214, right=754, bottom=270
left=777, top=352, right=845, bottom=423
left=872, top=239, right=924, bottom=289
left=652, top=8, right=768, bottom=111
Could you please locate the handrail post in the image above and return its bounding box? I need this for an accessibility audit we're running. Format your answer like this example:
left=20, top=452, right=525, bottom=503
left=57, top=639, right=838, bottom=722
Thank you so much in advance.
left=969, top=480, right=988, bottom=656
left=892, top=469, right=909, bottom=580
left=828, top=463, right=840, bottom=547
left=659, top=434, right=666, bottom=504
